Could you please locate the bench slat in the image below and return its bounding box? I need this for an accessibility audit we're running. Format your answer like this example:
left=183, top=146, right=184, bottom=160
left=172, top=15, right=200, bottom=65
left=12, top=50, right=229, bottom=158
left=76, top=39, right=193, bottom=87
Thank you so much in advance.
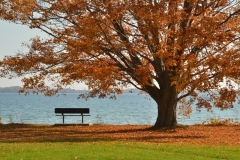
left=55, top=108, right=89, bottom=114
left=56, top=115, right=90, bottom=116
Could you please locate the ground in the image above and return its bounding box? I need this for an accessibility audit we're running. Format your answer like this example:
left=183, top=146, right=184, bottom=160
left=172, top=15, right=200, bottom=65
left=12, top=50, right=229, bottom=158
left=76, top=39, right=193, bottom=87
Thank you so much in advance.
left=0, top=124, right=240, bottom=146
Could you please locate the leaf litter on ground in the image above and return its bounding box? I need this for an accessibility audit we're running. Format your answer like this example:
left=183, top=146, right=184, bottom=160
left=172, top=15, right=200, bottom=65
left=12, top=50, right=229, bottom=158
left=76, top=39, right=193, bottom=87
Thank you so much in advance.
left=1, top=124, right=240, bottom=146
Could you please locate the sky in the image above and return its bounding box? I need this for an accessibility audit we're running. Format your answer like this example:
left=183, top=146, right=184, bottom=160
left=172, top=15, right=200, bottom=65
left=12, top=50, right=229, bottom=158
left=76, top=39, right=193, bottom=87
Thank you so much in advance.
left=0, top=20, right=86, bottom=89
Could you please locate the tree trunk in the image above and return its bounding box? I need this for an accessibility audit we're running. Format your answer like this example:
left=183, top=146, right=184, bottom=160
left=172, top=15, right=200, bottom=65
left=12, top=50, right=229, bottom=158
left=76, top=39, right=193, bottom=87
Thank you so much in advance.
left=154, top=97, right=177, bottom=128
left=152, top=86, right=178, bottom=128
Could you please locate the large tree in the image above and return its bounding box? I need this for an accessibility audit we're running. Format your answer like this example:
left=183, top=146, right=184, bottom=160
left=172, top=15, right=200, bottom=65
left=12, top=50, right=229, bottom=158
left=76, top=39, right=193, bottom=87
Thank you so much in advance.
left=0, top=0, right=239, bottom=128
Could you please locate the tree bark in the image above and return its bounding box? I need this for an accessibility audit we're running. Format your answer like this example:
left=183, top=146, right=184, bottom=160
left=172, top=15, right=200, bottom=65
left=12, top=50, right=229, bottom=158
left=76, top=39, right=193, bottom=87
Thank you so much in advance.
left=149, top=85, right=178, bottom=128
left=154, top=96, right=177, bottom=128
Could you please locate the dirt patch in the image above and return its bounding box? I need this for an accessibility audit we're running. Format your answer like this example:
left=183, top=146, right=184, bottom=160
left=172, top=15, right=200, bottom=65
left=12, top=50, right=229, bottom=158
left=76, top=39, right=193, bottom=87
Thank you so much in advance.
left=0, top=124, right=240, bottom=146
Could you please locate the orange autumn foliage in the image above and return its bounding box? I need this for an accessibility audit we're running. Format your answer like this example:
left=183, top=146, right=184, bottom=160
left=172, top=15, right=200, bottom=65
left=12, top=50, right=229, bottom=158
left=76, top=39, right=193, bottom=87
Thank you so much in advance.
left=0, top=0, right=239, bottom=128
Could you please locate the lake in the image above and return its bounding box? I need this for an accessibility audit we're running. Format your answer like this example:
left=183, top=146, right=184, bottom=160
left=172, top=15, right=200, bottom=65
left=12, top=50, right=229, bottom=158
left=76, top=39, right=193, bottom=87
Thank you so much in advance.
left=0, top=92, right=239, bottom=125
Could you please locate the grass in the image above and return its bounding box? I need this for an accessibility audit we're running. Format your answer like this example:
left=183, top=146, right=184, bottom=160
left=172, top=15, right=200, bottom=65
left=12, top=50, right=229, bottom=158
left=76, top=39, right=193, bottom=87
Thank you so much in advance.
left=0, top=124, right=240, bottom=159
left=1, top=142, right=240, bottom=160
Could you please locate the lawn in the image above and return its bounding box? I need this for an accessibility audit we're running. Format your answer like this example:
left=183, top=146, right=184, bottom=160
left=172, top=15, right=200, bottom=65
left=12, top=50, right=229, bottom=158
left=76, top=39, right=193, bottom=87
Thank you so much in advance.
left=0, top=124, right=240, bottom=159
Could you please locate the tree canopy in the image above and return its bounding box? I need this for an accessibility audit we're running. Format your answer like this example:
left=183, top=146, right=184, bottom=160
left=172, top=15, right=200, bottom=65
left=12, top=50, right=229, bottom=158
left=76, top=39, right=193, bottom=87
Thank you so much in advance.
left=0, top=0, right=239, bottom=128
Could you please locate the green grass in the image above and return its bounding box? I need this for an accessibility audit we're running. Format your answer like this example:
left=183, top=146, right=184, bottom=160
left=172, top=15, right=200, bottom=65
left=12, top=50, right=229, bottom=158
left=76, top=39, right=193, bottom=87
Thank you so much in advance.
left=1, top=141, right=239, bottom=160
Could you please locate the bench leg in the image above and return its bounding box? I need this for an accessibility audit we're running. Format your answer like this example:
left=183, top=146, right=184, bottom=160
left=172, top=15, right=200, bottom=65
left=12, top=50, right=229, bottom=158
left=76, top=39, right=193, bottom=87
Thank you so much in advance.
left=63, top=115, right=65, bottom=124
left=82, top=115, right=83, bottom=124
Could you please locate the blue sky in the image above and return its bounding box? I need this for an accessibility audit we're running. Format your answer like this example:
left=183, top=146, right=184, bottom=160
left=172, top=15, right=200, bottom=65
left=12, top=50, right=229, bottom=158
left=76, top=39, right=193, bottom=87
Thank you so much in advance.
left=0, top=20, right=85, bottom=89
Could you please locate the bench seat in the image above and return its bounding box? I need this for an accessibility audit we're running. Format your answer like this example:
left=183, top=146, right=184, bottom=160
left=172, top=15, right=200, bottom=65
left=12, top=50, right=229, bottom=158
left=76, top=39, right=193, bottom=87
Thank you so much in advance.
left=55, top=108, right=90, bottom=124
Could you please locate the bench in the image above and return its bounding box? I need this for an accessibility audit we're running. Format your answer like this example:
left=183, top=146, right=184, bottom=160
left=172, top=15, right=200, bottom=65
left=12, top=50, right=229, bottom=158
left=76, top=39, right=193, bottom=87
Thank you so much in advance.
left=55, top=108, right=90, bottom=124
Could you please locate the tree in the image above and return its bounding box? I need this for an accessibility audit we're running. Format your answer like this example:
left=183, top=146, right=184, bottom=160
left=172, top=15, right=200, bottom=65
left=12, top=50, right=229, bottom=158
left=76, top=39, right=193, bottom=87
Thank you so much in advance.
left=0, top=0, right=239, bottom=128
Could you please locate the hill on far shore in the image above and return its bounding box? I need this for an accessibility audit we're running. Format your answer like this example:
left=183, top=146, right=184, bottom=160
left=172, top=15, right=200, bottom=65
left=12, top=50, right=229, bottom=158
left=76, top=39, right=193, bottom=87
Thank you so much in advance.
left=0, top=86, right=84, bottom=93
left=0, top=86, right=21, bottom=93
left=0, top=86, right=139, bottom=93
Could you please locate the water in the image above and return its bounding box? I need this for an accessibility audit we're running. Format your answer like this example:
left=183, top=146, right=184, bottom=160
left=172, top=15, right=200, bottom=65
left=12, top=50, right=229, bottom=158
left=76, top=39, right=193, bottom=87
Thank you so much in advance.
left=0, top=92, right=239, bottom=125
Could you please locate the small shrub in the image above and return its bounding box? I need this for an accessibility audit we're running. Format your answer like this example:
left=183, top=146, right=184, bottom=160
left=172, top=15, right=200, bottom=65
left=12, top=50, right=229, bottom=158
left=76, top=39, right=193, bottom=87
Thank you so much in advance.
left=9, top=115, right=14, bottom=124
left=95, top=115, right=104, bottom=124
left=202, top=115, right=240, bottom=126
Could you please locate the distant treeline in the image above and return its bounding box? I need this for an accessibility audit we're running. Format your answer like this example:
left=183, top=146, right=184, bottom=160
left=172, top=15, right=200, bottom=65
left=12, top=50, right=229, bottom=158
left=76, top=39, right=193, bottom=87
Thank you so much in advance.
left=0, top=86, right=21, bottom=93
left=0, top=86, right=84, bottom=93
left=0, top=86, right=139, bottom=94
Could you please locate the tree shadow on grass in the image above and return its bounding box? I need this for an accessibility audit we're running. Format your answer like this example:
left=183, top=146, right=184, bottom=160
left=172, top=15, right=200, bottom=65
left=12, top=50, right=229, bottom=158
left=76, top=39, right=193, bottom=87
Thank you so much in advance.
left=0, top=123, right=205, bottom=143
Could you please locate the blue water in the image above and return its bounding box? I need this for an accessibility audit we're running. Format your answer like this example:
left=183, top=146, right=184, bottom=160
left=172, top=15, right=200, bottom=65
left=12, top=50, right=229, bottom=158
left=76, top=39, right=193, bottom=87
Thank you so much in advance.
left=0, top=92, right=239, bottom=125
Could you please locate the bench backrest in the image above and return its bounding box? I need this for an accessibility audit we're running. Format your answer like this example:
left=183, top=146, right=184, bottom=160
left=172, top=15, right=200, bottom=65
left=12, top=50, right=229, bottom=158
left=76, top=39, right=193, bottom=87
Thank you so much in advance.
left=55, top=108, right=90, bottom=114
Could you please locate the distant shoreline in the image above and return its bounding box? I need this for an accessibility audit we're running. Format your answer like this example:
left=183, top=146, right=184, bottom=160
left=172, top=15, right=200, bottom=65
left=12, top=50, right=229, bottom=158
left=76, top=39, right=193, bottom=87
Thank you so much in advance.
left=0, top=86, right=138, bottom=93
left=0, top=86, right=87, bottom=93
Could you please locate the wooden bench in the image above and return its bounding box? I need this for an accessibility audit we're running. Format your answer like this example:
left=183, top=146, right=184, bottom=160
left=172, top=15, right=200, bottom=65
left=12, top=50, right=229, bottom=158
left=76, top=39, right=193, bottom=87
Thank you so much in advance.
left=55, top=108, right=90, bottom=124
